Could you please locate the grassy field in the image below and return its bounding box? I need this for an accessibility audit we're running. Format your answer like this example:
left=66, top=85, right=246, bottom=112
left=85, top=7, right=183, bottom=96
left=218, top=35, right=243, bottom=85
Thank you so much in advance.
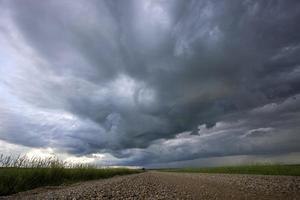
left=159, top=164, right=300, bottom=176
left=0, top=155, right=142, bottom=196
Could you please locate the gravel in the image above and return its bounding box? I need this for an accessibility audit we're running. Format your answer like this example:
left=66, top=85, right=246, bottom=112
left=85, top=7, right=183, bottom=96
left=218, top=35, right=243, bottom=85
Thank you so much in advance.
left=1, top=172, right=300, bottom=200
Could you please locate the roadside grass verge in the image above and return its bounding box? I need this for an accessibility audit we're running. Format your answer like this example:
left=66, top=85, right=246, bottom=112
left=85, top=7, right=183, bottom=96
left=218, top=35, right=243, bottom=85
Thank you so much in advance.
left=0, top=154, right=142, bottom=196
left=158, top=164, right=300, bottom=176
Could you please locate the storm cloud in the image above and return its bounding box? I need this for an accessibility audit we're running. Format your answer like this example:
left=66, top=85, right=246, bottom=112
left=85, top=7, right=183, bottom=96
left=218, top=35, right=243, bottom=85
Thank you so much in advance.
left=0, top=0, right=300, bottom=166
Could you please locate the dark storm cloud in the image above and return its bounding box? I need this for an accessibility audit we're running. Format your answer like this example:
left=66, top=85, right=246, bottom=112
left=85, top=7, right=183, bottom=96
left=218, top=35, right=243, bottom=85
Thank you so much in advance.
left=124, top=94, right=300, bottom=165
left=1, top=0, right=300, bottom=165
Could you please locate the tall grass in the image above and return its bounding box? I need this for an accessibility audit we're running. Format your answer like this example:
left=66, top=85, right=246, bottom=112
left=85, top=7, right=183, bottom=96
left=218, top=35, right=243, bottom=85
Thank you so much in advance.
left=159, top=164, right=300, bottom=176
left=0, top=154, right=142, bottom=196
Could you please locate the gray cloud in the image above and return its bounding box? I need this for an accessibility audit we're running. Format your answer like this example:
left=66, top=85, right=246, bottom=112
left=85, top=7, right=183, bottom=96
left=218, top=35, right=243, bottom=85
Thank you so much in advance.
left=0, top=0, right=300, bottom=166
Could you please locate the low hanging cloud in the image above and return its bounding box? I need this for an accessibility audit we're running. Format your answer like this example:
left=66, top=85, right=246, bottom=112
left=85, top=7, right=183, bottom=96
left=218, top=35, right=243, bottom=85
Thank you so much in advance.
left=0, top=0, right=300, bottom=166
left=125, top=94, right=300, bottom=165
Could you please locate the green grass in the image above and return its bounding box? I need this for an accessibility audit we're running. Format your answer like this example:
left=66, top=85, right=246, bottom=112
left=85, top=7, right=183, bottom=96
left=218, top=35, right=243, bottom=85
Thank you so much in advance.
left=159, top=164, right=300, bottom=176
left=0, top=155, right=142, bottom=196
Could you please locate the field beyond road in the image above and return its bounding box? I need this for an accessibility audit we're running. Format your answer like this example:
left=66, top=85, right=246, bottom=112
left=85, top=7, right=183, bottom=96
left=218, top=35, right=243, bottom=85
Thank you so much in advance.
left=2, top=171, right=300, bottom=200
left=159, top=164, right=300, bottom=176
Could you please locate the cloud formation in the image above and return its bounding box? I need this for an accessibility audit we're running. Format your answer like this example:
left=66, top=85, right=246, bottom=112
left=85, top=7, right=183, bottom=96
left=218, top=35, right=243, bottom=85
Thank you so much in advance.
left=0, top=0, right=300, bottom=166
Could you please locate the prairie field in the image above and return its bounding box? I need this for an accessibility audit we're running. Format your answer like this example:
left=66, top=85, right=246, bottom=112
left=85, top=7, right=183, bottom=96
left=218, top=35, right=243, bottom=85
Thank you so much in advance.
left=0, top=155, right=141, bottom=196
left=158, top=164, right=300, bottom=176
left=1, top=155, right=299, bottom=199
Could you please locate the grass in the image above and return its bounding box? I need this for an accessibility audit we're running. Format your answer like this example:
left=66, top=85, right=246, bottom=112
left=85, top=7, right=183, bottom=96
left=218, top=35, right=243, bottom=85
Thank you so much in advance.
left=159, top=164, right=300, bottom=176
left=0, top=154, right=142, bottom=196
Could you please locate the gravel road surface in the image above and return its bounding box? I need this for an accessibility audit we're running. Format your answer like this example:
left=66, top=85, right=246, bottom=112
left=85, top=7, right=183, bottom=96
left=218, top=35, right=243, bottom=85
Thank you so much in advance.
left=1, top=172, right=300, bottom=200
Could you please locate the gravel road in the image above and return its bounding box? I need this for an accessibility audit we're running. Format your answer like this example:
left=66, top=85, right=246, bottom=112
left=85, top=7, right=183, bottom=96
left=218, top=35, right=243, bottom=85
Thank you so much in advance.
left=1, top=172, right=300, bottom=200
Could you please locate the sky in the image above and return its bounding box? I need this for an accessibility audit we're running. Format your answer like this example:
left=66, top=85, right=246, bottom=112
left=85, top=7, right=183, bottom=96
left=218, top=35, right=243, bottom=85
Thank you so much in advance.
left=0, top=0, right=300, bottom=167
